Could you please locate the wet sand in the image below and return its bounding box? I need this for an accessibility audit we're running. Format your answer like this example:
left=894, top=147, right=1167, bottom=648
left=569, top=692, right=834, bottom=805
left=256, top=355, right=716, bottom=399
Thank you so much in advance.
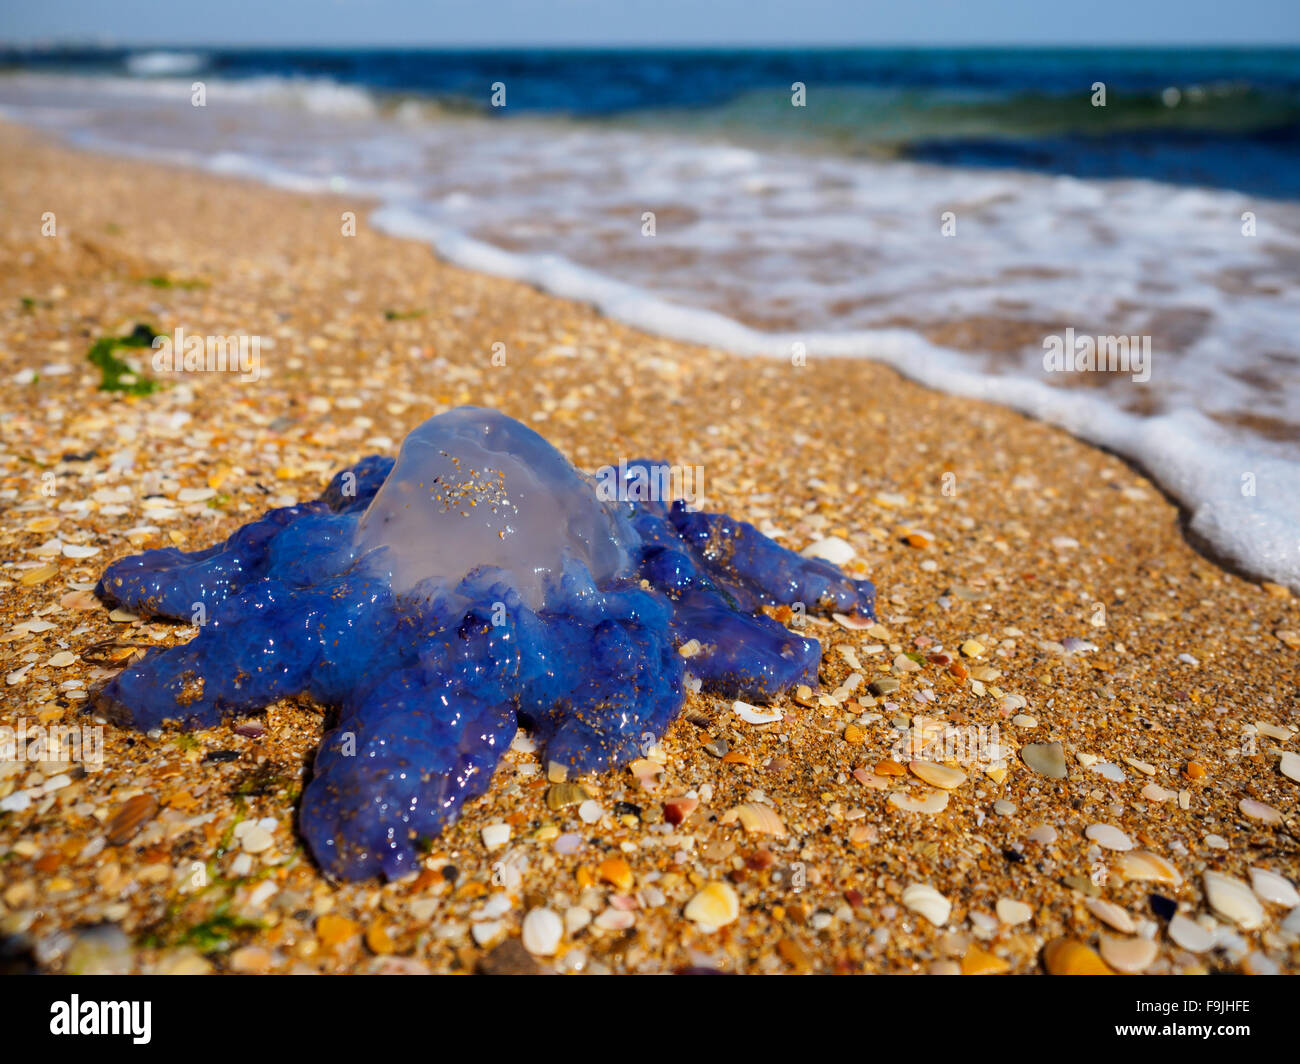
left=0, top=122, right=1297, bottom=975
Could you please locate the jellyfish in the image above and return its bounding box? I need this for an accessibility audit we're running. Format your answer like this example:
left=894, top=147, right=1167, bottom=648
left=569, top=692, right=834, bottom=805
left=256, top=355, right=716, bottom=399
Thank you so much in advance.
left=95, top=407, right=874, bottom=879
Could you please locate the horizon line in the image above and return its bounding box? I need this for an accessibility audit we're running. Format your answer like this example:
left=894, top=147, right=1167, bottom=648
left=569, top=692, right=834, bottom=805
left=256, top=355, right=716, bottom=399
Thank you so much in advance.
left=4, top=39, right=1300, bottom=50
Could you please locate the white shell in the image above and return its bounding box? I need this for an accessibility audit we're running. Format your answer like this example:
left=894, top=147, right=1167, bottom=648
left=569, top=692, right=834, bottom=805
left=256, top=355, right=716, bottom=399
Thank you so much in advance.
left=481, top=823, right=511, bottom=850
left=1085, top=823, right=1134, bottom=851
left=521, top=908, right=563, bottom=956
left=1279, top=750, right=1300, bottom=783
left=1085, top=897, right=1136, bottom=933
left=1238, top=798, right=1283, bottom=824
left=1203, top=871, right=1266, bottom=930
left=732, top=700, right=783, bottom=725
left=1249, top=866, right=1300, bottom=908
left=1099, top=933, right=1158, bottom=973
left=908, top=761, right=967, bottom=790
left=1168, top=914, right=1213, bottom=953
left=800, top=536, right=855, bottom=565
left=902, top=883, right=951, bottom=927
left=995, top=898, right=1033, bottom=926
left=889, top=791, right=948, bottom=814
left=719, top=802, right=787, bottom=838
left=1113, top=850, right=1183, bottom=886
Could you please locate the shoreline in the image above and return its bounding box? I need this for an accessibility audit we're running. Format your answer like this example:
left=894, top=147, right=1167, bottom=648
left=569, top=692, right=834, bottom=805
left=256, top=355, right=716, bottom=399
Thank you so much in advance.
left=1, top=122, right=1297, bottom=975
left=16, top=108, right=1297, bottom=596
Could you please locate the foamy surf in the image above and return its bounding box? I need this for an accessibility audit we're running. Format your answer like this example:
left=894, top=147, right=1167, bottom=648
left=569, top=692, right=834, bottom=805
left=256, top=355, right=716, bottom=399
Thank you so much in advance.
left=1, top=67, right=1297, bottom=591
left=370, top=203, right=1300, bottom=593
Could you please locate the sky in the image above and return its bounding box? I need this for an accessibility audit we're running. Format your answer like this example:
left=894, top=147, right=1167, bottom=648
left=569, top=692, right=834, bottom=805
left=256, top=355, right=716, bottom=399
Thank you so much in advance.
left=3, top=0, right=1299, bottom=47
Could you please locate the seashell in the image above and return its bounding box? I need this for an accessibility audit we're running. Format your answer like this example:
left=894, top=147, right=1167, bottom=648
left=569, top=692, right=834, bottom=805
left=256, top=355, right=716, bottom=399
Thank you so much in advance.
left=1279, top=750, right=1300, bottom=783
left=662, top=796, right=698, bottom=825
left=1203, top=871, right=1265, bottom=930
left=1085, top=897, right=1136, bottom=933
left=1042, top=938, right=1112, bottom=975
left=685, top=882, right=739, bottom=931
left=480, top=823, right=510, bottom=850
left=832, top=611, right=873, bottom=631
left=889, top=791, right=948, bottom=815
left=959, top=944, right=1009, bottom=975
left=1112, top=850, right=1183, bottom=887
left=800, top=536, right=854, bottom=565
left=908, top=760, right=967, bottom=790
left=1085, top=823, right=1134, bottom=851
left=1167, top=914, right=1213, bottom=952
left=996, top=898, right=1033, bottom=926
left=597, top=857, right=634, bottom=892
left=564, top=906, right=591, bottom=935
left=628, top=758, right=663, bottom=789
left=545, top=782, right=590, bottom=810
left=848, top=823, right=876, bottom=847
left=732, top=700, right=783, bottom=725
left=1098, top=933, right=1157, bottom=973
left=901, top=883, right=951, bottom=926
left=106, top=794, right=159, bottom=846
left=1238, top=798, right=1282, bottom=823
left=594, top=907, right=635, bottom=932
left=1020, top=741, right=1068, bottom=779
left=1123, top=756, right=1156, bottom=776
left=521, top=908, right=563, bottom=956
left=1249, top=866, right=1300, bottom=908
left=719, top=802, right=787, bottom=838
left=852, top=767, right=891, bottom=790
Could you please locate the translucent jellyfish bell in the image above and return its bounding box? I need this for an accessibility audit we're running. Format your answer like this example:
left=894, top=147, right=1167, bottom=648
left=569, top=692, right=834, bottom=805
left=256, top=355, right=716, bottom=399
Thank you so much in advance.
left=352, top=406, right=635, bottom=608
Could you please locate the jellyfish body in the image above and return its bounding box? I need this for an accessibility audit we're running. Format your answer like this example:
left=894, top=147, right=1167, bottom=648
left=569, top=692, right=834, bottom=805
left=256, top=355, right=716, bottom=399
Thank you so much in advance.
left=96, top=407, right=874, bottom=879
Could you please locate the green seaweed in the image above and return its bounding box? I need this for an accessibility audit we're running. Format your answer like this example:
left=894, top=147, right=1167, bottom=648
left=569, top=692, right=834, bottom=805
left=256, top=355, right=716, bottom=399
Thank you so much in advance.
left=167, top=902, right=266, bottom=953
left=230, top=763, right=289, bottom=798
left=87, top=324, right=162, bottom=396
left=143, top=275, right=208, bottom=290
left=137, top=800, right=270, bottom=954
left=384, top=308, right=426, bottom=320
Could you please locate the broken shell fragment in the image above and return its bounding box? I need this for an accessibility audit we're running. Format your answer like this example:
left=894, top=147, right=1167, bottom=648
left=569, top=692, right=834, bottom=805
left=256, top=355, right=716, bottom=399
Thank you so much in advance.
left=908, top=760, right=967, bottom=790
left=685, top=881, right=739, bottom=931
left=1112, top=850, right=1183, bottom=887
left=889, top=791, right=949, bottom=815
left=719, top=802, right=787, bottom=838
left=901, top=883, right=951, bottom=926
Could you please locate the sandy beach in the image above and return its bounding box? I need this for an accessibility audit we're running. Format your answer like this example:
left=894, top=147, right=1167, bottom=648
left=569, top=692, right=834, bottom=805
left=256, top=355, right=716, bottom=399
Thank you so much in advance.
left=1, top=121, right=1297, bottom=975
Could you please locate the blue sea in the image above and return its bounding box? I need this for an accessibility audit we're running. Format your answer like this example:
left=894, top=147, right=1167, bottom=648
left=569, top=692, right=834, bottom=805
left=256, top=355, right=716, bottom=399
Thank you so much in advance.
left=5, top=45, right=1300, bottom=194
left=1, top=46, right=1299, bottom=588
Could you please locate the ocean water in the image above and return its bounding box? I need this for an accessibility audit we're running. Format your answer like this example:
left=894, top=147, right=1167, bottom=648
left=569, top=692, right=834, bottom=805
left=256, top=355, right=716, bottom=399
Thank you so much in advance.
left=2, top=47, right=1299, bottom=589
